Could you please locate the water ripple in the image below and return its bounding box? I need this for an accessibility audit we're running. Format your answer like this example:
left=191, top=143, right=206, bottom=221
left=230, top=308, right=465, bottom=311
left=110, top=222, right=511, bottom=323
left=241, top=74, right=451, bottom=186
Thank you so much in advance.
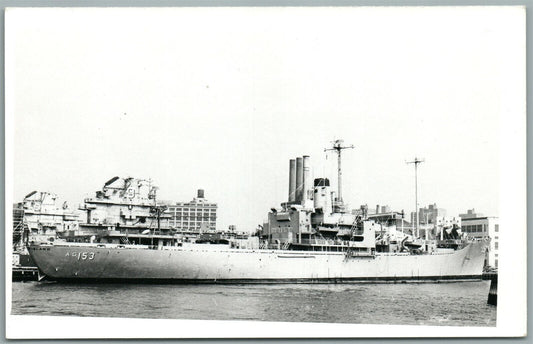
left=11, top=281, right=495, bottom=326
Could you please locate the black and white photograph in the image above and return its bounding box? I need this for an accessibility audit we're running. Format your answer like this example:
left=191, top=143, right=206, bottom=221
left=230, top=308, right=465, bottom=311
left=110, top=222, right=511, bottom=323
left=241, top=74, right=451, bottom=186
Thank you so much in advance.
left=5, top=6, right=526, bottom=338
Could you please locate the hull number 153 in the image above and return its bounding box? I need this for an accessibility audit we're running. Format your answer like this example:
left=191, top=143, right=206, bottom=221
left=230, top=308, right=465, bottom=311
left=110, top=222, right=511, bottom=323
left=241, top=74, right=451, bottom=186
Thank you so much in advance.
left=66, top=252, right=95, bottom=260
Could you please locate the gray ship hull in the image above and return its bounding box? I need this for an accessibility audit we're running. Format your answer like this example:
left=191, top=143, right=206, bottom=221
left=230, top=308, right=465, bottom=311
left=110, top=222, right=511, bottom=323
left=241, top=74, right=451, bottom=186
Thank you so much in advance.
left=28, top=241, right=486, bottom=283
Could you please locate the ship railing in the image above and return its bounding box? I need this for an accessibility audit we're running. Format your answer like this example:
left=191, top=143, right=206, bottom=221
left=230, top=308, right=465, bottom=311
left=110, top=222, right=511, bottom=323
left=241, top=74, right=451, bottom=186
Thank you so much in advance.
left=300, top=238, right=347, bottom=246
left=436, top=239, right=464, bottom=246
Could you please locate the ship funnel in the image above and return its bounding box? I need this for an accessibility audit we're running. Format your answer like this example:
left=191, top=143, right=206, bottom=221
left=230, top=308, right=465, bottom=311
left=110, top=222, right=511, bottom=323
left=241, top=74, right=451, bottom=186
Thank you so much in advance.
left=314, top=178, right=330, bottom=187
left=295, top=157, right=304, bottom=203
left=313, top=178, right=332, bottom=213
left=303, top=155, right=311, bottom=202
left=197, top=189, right=204, bottom=199
left=288, top=159, right=296, bottom=202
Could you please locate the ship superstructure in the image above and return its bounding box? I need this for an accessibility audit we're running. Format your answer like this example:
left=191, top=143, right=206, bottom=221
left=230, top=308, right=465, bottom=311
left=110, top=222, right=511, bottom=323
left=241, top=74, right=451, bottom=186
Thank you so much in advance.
left=69, top=177, right=175, bottom=245
left=259, top=140, right=430, bottom=255
left=12, top=191, right=79, bottom=280
left=13, top=191, right=79, bottom=248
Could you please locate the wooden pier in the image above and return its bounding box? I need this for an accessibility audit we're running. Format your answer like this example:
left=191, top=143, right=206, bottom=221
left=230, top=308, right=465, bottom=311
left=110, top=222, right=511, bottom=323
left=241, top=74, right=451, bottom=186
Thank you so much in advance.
left=12, top=266, right=40, bottom=282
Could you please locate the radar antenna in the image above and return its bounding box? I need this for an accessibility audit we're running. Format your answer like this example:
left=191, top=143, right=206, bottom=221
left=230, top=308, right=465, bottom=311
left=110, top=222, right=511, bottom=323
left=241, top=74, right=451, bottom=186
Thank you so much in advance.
left=324, top=139, right=354, bottom=204
left=406, top=157, right=425, bottom=237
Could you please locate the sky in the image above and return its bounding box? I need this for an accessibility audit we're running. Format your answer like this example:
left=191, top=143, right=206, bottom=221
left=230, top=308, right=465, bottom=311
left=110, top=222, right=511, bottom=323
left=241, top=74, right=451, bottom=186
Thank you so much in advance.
left=7, top=7, right=524, bottom=232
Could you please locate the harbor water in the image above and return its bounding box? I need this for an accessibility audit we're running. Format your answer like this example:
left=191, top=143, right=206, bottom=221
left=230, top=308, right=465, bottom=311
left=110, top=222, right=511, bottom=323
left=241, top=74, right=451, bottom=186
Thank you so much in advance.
left=11, top=280, right=496, bottom=326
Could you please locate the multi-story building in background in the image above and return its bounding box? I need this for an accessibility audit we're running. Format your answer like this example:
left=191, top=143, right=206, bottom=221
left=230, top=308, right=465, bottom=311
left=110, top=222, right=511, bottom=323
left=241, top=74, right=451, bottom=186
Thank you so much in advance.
left=459, top=209, right=499, bottom=268
left=411, top=203, right=446, bottom=226
left=459, top=208, right=483, bottom=220
left=165, top=189, right=217, bottom=233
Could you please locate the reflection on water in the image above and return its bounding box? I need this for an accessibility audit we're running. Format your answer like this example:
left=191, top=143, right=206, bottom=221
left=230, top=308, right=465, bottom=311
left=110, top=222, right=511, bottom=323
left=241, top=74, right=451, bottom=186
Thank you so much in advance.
left=12, top=281, right=496, bottom=326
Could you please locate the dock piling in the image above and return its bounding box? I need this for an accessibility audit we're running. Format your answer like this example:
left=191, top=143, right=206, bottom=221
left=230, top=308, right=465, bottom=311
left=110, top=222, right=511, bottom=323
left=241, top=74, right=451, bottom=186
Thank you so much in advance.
left=486, top=273, right=497, bottom=306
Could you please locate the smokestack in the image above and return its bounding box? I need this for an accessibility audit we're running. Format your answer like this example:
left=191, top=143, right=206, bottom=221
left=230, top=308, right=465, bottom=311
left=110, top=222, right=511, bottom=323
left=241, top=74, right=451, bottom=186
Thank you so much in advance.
left=197, top=189, right=204, bottom=198
left=288, top=159, right=296, bottom=202
left=296, top=157, right=303, bottom=203
left=303, top=155, right=311, bottom=202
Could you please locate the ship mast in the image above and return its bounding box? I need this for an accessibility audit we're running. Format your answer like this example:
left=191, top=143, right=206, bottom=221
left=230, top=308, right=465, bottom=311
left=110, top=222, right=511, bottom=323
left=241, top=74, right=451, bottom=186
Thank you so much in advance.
left=406, top=157, right=424, bottom=238
left=325, top=139, right=354, bottom=206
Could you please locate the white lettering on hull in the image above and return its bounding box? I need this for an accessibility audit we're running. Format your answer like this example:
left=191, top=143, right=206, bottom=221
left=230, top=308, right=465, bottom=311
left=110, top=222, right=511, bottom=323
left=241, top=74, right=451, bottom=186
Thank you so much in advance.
left=64, top=252, right=95, bottom=260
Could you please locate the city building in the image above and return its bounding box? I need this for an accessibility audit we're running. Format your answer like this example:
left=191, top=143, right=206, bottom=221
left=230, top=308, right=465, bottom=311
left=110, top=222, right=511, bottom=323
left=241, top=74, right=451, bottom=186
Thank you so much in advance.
left=459, top=208, right=483, bottom=219
left=165, top=189, right=217, bottom=232
left=459, top=209, right=499, bottom=268
left=411, top=203, right=446, bottom=226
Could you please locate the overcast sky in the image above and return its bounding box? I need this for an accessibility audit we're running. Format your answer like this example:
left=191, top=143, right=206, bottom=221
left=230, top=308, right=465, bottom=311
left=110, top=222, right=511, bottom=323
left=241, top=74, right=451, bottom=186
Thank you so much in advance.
left=7, top=7, right=524, bottom=231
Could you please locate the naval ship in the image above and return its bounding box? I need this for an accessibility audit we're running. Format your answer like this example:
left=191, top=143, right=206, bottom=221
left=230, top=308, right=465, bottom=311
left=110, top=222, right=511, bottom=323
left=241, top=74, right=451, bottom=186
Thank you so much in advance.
left=27, top=141, right=486, bottom=283
left=12, top=191, right=79, bottom=281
